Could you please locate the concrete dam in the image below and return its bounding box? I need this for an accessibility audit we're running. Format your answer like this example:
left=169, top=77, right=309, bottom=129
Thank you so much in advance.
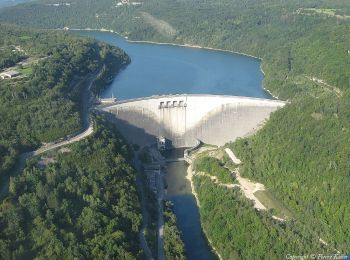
left=102, top=94, right=286, bottom=147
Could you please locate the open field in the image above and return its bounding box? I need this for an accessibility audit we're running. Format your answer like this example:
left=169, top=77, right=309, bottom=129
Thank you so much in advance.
left=254, top=190, right=293, bottom=219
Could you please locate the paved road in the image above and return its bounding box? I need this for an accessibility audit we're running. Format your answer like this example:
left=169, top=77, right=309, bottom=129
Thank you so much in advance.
left=0, top=70, right=164, bottom=258
left=0, top=72, right=97, bottom=200
left=25, top=72, right=97, bottom=158
left=33, top=124, right=94, bottom=156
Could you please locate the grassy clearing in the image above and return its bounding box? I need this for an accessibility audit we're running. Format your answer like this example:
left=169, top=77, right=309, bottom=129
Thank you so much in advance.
left=254, top=190, right=293, bottom=219
left=202, top=143, right=218, bottom=149
left=194, top=155, right=234, bottom=184
left=17, top=66, right=32, bottom=76
left=140, top=12, right=177, bottom=38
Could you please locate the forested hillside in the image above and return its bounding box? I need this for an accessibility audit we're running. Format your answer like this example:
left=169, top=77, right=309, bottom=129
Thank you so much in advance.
left=229, top=92, right=350, bottom=252
left=0, top=0, right=348, bottom=98
left=0, top=115, right=142, bottom=258
left=194, top=175, right=329, bottom=258
left=0, top=24, right=129, bottom=175
left=0, top=0, right=349, bottom=256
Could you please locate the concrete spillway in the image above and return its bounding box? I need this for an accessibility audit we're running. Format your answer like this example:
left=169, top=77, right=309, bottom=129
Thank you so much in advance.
left=102, top=94, right=286, bottom=147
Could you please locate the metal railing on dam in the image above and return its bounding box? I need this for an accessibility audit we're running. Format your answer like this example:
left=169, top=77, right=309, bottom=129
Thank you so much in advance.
left=101, top=94, right=286, bottom=147
left=108, top=93, right=286, bottom=106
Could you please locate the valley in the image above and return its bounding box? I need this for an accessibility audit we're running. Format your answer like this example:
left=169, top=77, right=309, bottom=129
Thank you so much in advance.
left=0, top=0, right=349, bottom=258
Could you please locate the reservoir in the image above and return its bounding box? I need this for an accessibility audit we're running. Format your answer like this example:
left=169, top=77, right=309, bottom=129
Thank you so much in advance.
left=75, top=31, right=270, bottom=100
left=76, top=30, right=267, bottom=259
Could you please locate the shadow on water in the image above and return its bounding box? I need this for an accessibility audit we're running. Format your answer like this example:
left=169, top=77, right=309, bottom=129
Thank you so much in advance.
left=103, top=116, right=218, bottom=259
left=165, top=150, right=217, bottom=260
left=169, top=194, right=217, bottom=260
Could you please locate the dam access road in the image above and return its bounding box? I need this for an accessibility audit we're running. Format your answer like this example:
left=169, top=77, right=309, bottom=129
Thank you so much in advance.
left=102, top=94, right=286, bottom=148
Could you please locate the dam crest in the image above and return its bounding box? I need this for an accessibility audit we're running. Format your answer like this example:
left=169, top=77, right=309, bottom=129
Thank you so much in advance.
left=102, top=94, right=286, bottom=147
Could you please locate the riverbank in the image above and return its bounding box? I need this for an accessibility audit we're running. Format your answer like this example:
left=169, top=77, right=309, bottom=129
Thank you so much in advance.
left=185, top=159, right=223, bottom=260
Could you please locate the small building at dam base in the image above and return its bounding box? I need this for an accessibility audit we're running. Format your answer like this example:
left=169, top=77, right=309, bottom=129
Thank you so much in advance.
left=101, top=94, right=286, bottom=148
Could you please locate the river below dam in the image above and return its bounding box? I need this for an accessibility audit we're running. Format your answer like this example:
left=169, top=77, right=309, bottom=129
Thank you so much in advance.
left=164, top=149, right=217, bottom=260
left=75, top=30, right=268, bottom=259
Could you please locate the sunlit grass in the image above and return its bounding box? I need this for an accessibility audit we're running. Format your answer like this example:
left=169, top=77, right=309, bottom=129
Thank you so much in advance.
left=254, top=190, right=293, bottom=219
left=17, top=66, right=32, bottom=76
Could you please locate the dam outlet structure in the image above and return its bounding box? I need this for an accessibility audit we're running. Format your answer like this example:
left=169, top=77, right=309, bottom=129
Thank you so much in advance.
left=101, top=94, right=286, bottom=148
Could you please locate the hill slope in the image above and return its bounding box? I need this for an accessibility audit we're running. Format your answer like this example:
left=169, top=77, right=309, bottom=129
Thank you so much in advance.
left=0, top=24, right=129, bottom=175
left=0, top=0, right=349, bottom=255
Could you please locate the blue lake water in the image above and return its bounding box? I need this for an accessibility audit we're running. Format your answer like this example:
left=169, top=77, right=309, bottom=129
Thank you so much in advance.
left=77, top=30, right=268, bottom=259
left=76, top=31, right=270, bottom=100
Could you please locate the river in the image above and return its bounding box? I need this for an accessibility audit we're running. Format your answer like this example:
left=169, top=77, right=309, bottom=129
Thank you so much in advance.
left=76, top=30, right=267, bottom=259
left=165, top=157, right=217, bottom=260
left=163, top=148, right=217, bottom=259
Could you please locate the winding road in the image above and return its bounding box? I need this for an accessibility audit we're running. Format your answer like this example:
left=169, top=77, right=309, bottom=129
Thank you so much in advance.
left=30, top=70, right=98, bottom=157
left=0, top=66, right=159, bottom=258
left=0, top=72, right=97, bottom=200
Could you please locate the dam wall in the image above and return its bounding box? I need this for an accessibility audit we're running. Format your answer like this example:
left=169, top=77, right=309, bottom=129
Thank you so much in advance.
left=102, top=94, right=286, bottom=147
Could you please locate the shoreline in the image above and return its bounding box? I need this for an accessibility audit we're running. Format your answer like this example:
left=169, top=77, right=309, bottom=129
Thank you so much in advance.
left=186, top=160, right=223, bottom=260
left=67, top=27, right=281, bottom=100
left=263, top=87, right=279, bottom=99
left=68, top=28, right=281, bottom=100
left=259, top=65, right=279, bottom=100
left=67, top=28, right=263, bottom=61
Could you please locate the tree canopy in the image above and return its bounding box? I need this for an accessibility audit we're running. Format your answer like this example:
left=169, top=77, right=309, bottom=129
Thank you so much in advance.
left=0, top=24, right=129, bottom=175
left=0, top=115, right=142, bottom=259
